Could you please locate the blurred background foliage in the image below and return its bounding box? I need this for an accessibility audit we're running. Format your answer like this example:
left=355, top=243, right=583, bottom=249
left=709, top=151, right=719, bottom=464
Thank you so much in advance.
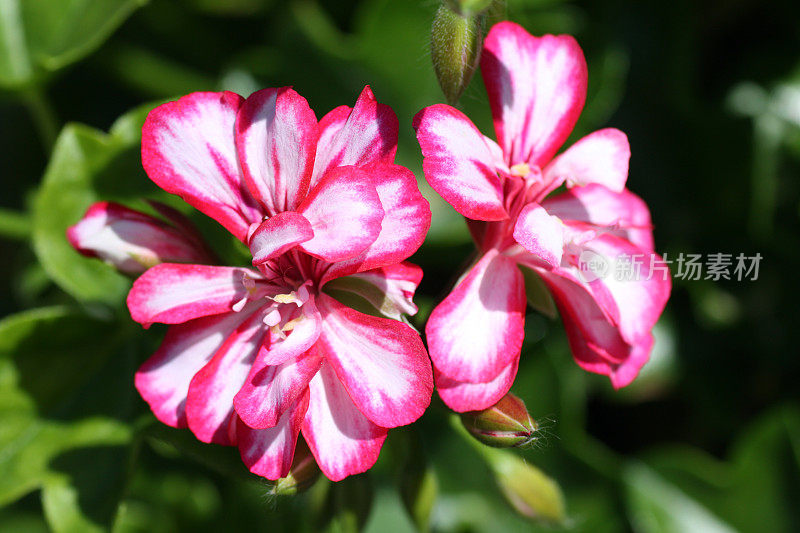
left=1, top=0, right=799, bottom=531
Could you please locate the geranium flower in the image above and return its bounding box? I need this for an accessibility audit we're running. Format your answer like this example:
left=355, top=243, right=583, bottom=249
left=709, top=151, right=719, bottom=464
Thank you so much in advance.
left=414, top=22, right=670, bottom=412
left=72, top=86, right=433, bottom=481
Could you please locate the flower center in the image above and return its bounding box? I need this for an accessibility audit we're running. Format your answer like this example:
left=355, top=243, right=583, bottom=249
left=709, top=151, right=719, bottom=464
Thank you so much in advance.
left=510, top=162, right=531, bottom=177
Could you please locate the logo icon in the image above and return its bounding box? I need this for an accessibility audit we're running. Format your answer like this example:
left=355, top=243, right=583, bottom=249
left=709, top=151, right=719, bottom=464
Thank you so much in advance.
left=577, top=250, right=609, bottom=282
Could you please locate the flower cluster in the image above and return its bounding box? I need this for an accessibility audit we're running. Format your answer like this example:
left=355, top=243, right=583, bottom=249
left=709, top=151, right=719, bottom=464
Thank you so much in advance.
left=71, top=86, right=433, bottom=481
left=68, top=21, right=670, bottom=481
left=414, top=22, right=670, bottom=408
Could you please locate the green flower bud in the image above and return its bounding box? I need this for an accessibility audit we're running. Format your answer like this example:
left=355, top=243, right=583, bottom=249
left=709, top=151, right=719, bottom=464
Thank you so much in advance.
left=460, top=393, right=539, bottom=448
left=443, top=0, right=494, bottom=16
left=400, top=462, right=438, bottom=532
left=430, top=4, right=484, bottom=105
left=491, top=452, right=566, bottom=523
left=270, top=440, right=321, bottom=496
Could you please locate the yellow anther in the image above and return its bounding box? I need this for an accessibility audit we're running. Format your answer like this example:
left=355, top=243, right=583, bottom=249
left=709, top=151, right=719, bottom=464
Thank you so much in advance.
left=281, top=318, right=302, bottom=332
left=272, top=292, right=299, bottom=304
left=510, top=163, right=531, bottom=177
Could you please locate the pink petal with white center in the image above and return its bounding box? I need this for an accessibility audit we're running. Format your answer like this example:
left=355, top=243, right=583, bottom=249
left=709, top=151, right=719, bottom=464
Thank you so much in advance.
left=435, top=356, right=520, bottom=413
left=543, top=128, right=630, bottom=192
left=257, top=294, right=323, bottom=367
left=249, top=211, right=314, bottom=265
left=560, top=298, right=655, bottom=389
left=426, top=249, right=526, bottom=383
left=321, top=163, right=431, bottom=283
left=513, top=204, right=565, bottom=269
left=579, top=233, right=671, bottom=345
left=235, top=392, right=309, bottom=479
left=302, top=362, right=388, bottom=481
left=297, top=166, right=384, bottom=262
left=413, top=104, right=507, bottom=221
left=536, top=268, right=631, bottom=363
left=327, top=262, right=423, bottom=320
left=141, top=92, right=262, bottom=242
left=542, top=184, right=655, bottom=252
left=67, top=202, right=211, bottom=274
left=185, top=308, right=270, bottom=444
left=315, top=293, right=432, bottom=428
left=312, top=85, right=398, bottom=187
left=234, top=298, right=322, bottom=428
left=481, top=22, right=588, bottom=167
left=235, top=88, right=319, bottom=214
left=134, top=303, right=261, bottom=428
left=128, top=264, right=258, bottom=326
left=234, top=350, right=321, bottom=429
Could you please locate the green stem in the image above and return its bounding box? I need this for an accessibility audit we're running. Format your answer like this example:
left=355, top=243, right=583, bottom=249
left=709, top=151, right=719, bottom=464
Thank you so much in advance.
left=22, top=86, right=59, bottom=152
left=0, top=208, right=30, bottom=240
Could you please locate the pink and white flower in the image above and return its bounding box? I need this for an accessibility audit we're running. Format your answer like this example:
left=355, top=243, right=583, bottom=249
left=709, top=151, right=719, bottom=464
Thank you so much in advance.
left=414, top=22, right=670, bottom=411
left=72, top=86, right=433, bottom=481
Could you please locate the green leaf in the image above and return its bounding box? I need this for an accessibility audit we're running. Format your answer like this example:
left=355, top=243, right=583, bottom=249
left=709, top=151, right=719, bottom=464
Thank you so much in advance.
left=0, top=307, right=137, bottom=531
left=0, top=0, right=148, bottom=89
left=31, top=103, right=159, bottom=306
left=624, top=462, right=735, bottom=533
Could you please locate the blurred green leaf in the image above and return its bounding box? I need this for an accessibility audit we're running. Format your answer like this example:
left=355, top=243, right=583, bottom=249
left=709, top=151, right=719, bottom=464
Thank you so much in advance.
left=144, top=424, right=253, bottom=481
left=317, top=474, right=374, bottom=533
left=31, top=102, right=158, bottom=306
left=0, top=306, right=137, bottom=531
left=642, top=406, right=800, bottom=533
left=624, top=462, right=735, bottom=533
left=0, top=0, right=147, bottom=89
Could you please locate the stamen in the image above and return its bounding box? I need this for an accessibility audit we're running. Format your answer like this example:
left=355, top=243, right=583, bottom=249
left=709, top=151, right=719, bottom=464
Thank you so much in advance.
left=510, top=163, right=531, bottom=177
left=263, top=307, right=281, bottom=327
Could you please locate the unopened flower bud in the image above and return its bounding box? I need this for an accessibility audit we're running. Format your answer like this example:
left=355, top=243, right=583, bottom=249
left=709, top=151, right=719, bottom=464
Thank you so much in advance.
left=270, top=440, right=320, bottom=496
left=491, top=452, right=565, bottom=523
left=443, top=0, right=493, bottom=16
left=460, top=393, right=539, bottom=448
left=430, top=4, right=484, bottom=105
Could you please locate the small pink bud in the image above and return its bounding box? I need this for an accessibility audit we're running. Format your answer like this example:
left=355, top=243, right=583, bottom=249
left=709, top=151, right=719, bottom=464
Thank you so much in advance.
left=460, top=393, right=539, bottom=448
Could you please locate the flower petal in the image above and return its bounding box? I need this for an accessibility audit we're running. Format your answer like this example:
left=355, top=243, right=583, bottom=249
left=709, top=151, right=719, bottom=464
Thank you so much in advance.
left=301, top=362, right=388, bottom=482
left=312, top=85, right=398, bottom=187
left=249, top=211, right=314, bottom=265
left=235, top=392, right=309, bottom=479
left=426, top=249, right=526, bottom=382
left=580, top=233, right=671, bottom=345
left=67, top=201, right=211, bottom=274
left=297, top=166, right=384, bottom=262
left=128, top=264, right=258, bottom=326
left=321, top=163, right=431, bottom=282
left=413, top=104, right=507, bottom=221
left=542, top=184, right=655, bottom=252
left=234, top=299, right=323, bottom=429
left=315, top=294, right=432, bottom=428
left=236, top=88, right=319, bottom=214
left=134, top=304, right=260, bottom=428
left=185, top=308, right=269, bottom=444
left=543, top=128, right=630, bottom=192
left=481, top=22, right=587, bottom=167
left=435, top=356, right=520, bottom=413
left=513, top=204, right=565, bottom=269
left=324, top=262, right=423, bottom=320
left=141, top=92, right=262, bottom=242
